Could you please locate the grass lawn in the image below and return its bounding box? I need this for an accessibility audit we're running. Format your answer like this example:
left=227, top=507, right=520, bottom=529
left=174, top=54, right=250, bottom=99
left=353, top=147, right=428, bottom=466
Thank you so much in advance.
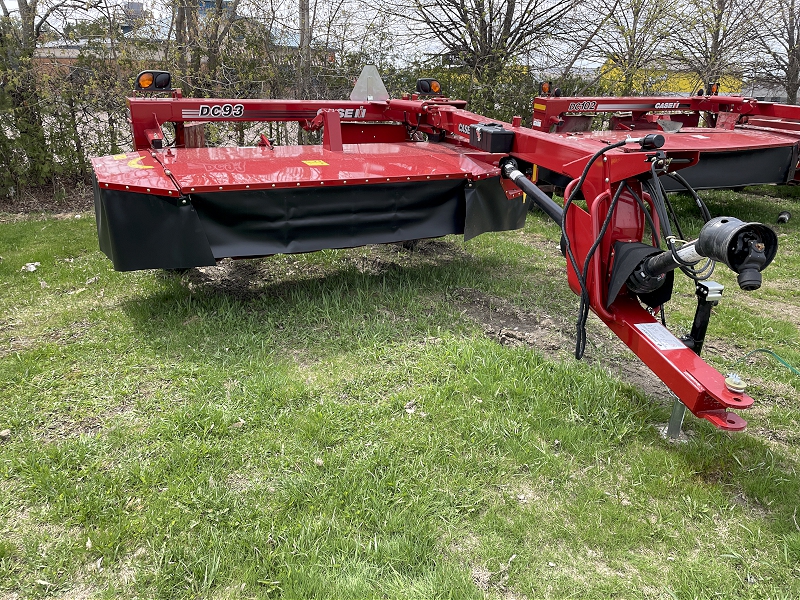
left=1, top=186, right=799, bottom=599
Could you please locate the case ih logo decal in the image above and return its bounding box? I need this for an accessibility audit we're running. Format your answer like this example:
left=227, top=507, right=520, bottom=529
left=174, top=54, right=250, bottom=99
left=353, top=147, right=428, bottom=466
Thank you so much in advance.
left=317, top=107, right=367, bottom=119
left=568, top=101, right=597, bottom=111
left=457, top=123, right=471, bottom=135
left=654, top=102, right=681, bottom=109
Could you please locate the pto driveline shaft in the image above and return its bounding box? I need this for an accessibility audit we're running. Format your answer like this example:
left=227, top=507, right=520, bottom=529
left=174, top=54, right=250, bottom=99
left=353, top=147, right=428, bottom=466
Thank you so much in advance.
left=502, top=163, right=564, bottom=226
left=641, top=241, right=704, bottom=278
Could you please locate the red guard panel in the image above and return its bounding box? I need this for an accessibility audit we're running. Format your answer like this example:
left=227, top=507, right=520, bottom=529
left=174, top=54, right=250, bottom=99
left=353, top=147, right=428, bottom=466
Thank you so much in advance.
left=93, top=143, right=505, bottom=194
left=91, top=152, right=179, bottom=196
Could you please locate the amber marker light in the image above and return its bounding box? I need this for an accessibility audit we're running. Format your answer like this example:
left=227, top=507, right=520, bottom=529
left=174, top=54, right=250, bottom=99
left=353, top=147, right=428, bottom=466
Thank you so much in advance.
left=416, top=78, right=443, bottom=96
left=134, top=70, right=172, bottom=92
left=138, top=72, right=154, bottom=89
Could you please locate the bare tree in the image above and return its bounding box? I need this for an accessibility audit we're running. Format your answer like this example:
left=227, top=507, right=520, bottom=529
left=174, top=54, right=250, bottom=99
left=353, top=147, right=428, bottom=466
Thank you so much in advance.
left=752, top=0, right=800, bottom=103
left=205, top=0, right=244, bottom=90
left=670, top=0, right=762, bottom=94
left=298, top=0, right=310, bottom=95
left=525, top=0, right=620, bottom=95
left=405, top=0, right=576, bottom=79
left=590, top=0, right=676, bottom=95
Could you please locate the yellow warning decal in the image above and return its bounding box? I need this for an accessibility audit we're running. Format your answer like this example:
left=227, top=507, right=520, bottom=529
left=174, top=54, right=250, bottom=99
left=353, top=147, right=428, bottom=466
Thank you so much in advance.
left=302, top=160, right=329, bottom=166
left=112, top=154, right=128, bottom=160
left=533, top=103, right=547, bottom=111
left=127, top=156, right=153, bottom=169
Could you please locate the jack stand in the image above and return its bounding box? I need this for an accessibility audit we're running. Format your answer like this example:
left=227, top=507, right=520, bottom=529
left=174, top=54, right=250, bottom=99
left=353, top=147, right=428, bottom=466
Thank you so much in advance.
left=665, top=280, right=724, bottom=439
left=666, top=399, right=688, bottom=440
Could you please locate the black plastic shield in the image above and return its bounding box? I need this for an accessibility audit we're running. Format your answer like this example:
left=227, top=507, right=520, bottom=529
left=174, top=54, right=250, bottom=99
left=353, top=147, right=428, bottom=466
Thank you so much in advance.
left=464, top=177, right=527, bottom=240
left=94, top=176, right=526, bottom=271
left=660, top=145, right=799, bottom=191
left=93, top=178, right=216, bottom=271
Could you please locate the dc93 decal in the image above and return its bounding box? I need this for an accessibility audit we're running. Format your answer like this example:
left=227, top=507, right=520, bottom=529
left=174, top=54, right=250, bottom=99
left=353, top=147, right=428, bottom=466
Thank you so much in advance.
left=198, top=103, right=245, bottom=118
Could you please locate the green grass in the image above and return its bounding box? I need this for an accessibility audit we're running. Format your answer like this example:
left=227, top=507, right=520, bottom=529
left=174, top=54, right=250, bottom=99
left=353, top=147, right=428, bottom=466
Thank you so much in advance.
left=1, top=187, right=799, bottom=599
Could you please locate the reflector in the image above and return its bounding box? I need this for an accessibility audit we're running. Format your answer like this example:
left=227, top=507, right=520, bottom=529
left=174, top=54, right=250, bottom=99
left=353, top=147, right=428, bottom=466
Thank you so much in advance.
left=155, top=73, right=171, bottom=89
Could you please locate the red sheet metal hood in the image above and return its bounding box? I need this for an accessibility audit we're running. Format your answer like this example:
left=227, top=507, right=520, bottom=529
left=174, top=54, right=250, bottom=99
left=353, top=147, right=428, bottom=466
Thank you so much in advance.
left=92, top=143, right=503, bottom=196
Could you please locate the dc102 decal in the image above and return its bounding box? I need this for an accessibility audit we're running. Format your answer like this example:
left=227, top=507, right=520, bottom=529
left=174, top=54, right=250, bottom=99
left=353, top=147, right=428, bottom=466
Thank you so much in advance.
left=563, top=101, right=685, bottom=112
left=567, top=101, right=597, bottom=111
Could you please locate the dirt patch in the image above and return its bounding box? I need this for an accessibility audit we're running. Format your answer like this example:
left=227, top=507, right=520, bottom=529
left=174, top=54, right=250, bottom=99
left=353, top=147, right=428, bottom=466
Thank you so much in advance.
left=469, top=557, right=527, bottom=599
left=225, top=472, right=258, bottom=493
left=0, top=335, right=40, bottom=358
left=343, top=239, right=471, bottom=276
left=35, top=399, right=135, bottom=444
left=451, top=286, right=673, bottom=402
left=471, top=564, right=492, bottom=592
left=0, top=184, right=93, bottom=222
left=53, top=586, right=97, bottom=600
left=453, top=287, right=571, bottom=355
left=0, top=321, right=92, bottom=359
left=448, top=534, right=530, bottom=599
left=737, top=294, right=800, bottom=330
left=0, top=319, right=19, bottom=333
left=179, top=255, right=347, bottom=300
left=177, top=239, right=472, bottom=299
left=180, top=258, right=268, bottom=300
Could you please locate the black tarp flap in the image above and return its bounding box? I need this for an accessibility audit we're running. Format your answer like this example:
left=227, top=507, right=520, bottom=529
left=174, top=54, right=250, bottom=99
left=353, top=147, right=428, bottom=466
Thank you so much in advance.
left=190, top=179, right=467, bottom=258
left=464, top=177, right=527, bottom=241
left=660, top=145, right=798, bottom=191
left=94, top=175, right=527, bottom=271
left=93, top=178, right=216, bottom=272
